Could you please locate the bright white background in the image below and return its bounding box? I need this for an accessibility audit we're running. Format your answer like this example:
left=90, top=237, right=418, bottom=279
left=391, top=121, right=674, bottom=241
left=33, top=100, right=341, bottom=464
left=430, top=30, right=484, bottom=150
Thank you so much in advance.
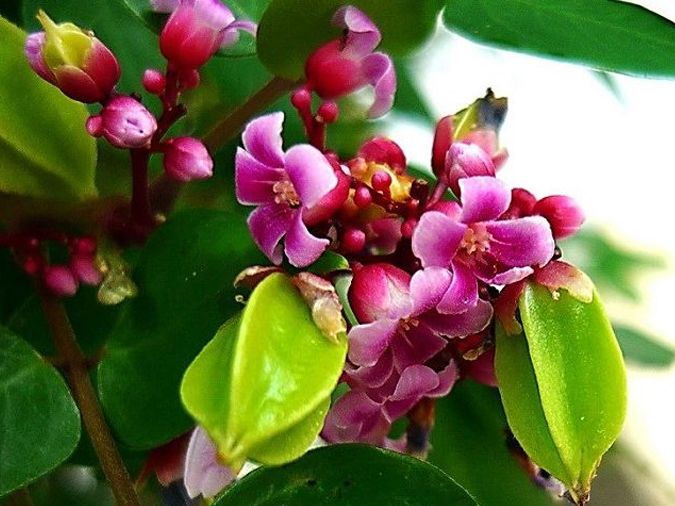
left=389, top=3, right=675, bottom=501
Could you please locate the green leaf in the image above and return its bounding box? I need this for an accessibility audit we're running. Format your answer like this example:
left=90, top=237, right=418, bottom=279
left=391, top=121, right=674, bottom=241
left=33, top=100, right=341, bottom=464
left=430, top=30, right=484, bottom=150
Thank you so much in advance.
left=443, top=0, right=675, bottom=78
left=613, top=324, right=675, bottom=368
left=181, top=273, right=347, bottom=468
left=429, top=381, right=555, bottom=506
left=0, top=16, right=96, bottom=201
left=23, top=0, right=163, bottom=95
left=97, top=209, right=262, bottom=449
left=0, top=327, right=80, bottom=496
left=305, top=250, right=349, bottom=275
left=215, top=444, right=476, bottom=505
left=257, top=0, right=444, bottom=79
left=495, top=282, right=627, bottom=503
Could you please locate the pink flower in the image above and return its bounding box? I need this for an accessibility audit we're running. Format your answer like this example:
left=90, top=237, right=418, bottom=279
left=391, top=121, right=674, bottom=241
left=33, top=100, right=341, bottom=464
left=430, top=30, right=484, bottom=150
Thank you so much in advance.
left=163, top=137, right=213, bottom=182
left=235, top=113, right=347, bottom=267
left=442, top=142, right=496, bottom=197
left=157, top=0, right=257, bottom=69
left=25, top=11, right=120, bottom=103
left=413, top=176, right=555, bottom=313
left=43, top=265, right=78, bottom=297
left=184, top=426, right=235, bottom=499
left=305, top=6, right=396, bottom=118
left=86, top=96, right=157, bottom=148
left=533, top=195, right=585, bottom=239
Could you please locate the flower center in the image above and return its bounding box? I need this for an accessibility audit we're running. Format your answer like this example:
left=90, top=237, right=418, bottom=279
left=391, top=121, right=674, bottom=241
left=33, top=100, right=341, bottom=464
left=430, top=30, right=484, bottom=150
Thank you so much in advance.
left=273, top=179, right=301, bottom=208
left=461, top=224, right=492, bottom=256
left=399, top=317, right=420, bottom=333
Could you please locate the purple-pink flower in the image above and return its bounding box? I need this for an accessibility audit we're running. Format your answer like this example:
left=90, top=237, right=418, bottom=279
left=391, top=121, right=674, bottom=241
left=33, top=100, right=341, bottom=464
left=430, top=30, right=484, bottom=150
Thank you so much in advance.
left=235, top=112, right=342, bottom=267
left=183, top=426, right=235, bottom=499
left=163, top=136, right=213, bottom=182
left=412, top=176, right=555, bottom=313
left=86, top=96, right=158, bottom=149
left=305, top=6, right=396, bottom=118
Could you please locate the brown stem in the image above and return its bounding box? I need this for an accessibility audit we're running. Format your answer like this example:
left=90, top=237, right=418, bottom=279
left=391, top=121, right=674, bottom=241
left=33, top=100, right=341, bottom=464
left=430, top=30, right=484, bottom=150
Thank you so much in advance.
left=38, top=288, right=140, bottom=506
left=203, top=76, right=300, bottom=151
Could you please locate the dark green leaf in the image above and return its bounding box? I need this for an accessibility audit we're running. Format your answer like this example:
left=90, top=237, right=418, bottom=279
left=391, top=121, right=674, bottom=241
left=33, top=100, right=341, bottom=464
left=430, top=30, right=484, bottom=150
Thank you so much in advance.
left=614, top=324, right=675, bottom=368
left=257, top=0, right=444, bottom=79
left=305, top=251, right=349, bottom=275
left=429, top=381, right=555, bottom=506
left=0, top=16, right=96, bottom=201
left=0, top=327, right=80, bottom=496
left=443, top=0, right=675, bottom=77
left=215, top=444, right=476, bottom=505
left=97, top=209, right=263, bottom=449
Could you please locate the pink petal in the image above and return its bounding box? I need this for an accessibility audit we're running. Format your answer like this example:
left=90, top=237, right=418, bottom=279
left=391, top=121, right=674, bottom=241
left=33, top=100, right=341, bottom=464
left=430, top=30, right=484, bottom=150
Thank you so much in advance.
left=422, top=298, right=493, bottom=338
left=459, top=176, right=511, bottom=223
left=428, top=361, right=460, bottom=397
left=184, top=427, right=235, bottom=499
left=332, top=5, right=381, bottom=57
left=247, top=204, right=294, bottom=265
left=322, top=390, right=384, bottom=443
left=221, top=20, right=257, bottom=48
left=285, top=145, right=337, bottom=208
left=390, top=322, right=447, bottom=371
left=409, top=267, right=452, bottom=315
left=242, top=112, right=285, bottom=168
left=491, top=266, right=533, bottom=285
left=486, top=216, right=555, bottom=268
left=234, top=147, right=283, bottom=205
left=284, top=212, right=329, bottom=267
left=437, top=261, right=478, bottom=314
left=384, top=365, right=439, bottom=420
left=362, top=52, right=396, bottom=118
left=412, top=211, right=466, bottom=268
left=348, top=319, right=399, bottom=367
left=345, top=350, right=395, bottom=389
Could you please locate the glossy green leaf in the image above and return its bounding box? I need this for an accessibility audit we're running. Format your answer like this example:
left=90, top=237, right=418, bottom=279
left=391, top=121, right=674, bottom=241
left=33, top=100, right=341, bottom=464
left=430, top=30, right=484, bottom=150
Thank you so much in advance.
left=97, top=209, right=262, bottom=449
left=429, top=381, right=555, bottom=506
left=0, top=327, right=80, bottom=496
left=305, top=250, right=349, bottom=275
left=443, top=0, right=675, bottom=77
left=181, top=273, right=347, bottom=468
left=495, top=282, right=627, bottom=503
left=215, top=444, right=476, bottom=505
left=0, top=16, right=96, bottom=201
left=257, top=0, right=444, bottom=79
left=614, top=324, right=675, bottom=368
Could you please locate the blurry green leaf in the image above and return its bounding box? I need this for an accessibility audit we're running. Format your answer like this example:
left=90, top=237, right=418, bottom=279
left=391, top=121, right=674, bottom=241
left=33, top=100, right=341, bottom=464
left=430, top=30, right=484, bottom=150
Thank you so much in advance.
left=495, top=282, right=627, bottom=502
left=181, top=273, right=347, bottom=468
left=0, top=327, right=80, bottom=496
left=257, top=0, right=444, bottom=79
left=23, top=0, right=163, bottom=96
left=0, top=16, right=96, bottom=201
left=393, top=60, right=435, bottom=123
left=443, top=0, right=675, bottom=77
left=215, top=444, right=476, bottom=505
left=97, top=209, right=262, bottom=449
left=429, top=381, right=555, bottom=506
left=614, top=324, right=675, bottom=368
left=0, top=0, right=22, bottom=25
left=306, top=251, right=349, bottom=275
left=562, top=228, right=664, bottom=301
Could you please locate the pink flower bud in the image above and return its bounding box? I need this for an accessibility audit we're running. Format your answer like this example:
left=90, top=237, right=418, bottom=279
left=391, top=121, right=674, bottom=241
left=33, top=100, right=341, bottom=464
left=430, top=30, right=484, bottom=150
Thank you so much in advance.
left=354, top=186, right=373, bottom=208
left=371, top=170, right=392, bottom=192
left=86, top=96, right=157, bottom=148
left=533, top=196, right=585, bottom=239
left=26, top=11, right=120, bottom=103
left=502, top=188, right=537, bottom=219
left=178, top=68, right=200, bottom=89
left=358, top=137, right=406, bottom=174
left=342, top=228, right=366, bottom=253
left=431, top=115, right=453, bottom=177
left=143, top=69, right=166, bottom=94
left=43, top=265, right=78, bottom=297
left=70, top=255, right=102, bottom=286
left=317, top=101, right=339, bottom=123
left=159, top=0, right=235, bottom=69
left=163, top=137, right=213, bottom=182
left=71, top=236, right=97, bottom=255
left=443, top=142, right=495, bottom=196
left=348, top=263, right=411, bottom=323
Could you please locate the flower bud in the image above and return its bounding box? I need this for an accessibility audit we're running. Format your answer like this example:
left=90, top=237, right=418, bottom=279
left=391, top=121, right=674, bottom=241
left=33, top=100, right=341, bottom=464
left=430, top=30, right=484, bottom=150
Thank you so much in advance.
left=162, top=137, right=213, bottom=182
left=358, top=137, right=406, bottom=174
left=86, top=96, right=157, bottom=148
left=431, top=115, right=453, bottom=177
left=142, top=69, right=166, bottom=94
left=443, top=142, right=495, bottom=196
left=43, top=265, right=78, bottom=297
left=348, top=263, right=411, bottom=323
left=26, top=11, right=120, bottom=103
left=533, top=196, right=585, bottom=239
left=501, top=188, right=537, bottom=220
left=70, top=254, right=102, bottom=286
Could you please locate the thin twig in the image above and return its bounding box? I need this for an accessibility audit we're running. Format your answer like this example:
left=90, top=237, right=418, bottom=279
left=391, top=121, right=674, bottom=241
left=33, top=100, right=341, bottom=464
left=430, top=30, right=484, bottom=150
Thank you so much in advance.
left=38, top=287, right=140, bottom=506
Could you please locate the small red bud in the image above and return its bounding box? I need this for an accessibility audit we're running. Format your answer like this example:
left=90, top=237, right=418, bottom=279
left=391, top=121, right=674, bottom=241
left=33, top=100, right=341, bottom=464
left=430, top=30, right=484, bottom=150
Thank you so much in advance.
left=401, top=218, right=417, bottom=239
left=354, top=186, right=373, bottom=208
left=143, top=69, right=166, bottom=94
left=371, top=170, right=392, bottom=192
left=291, top=88, right=312, bottom=110
left=71, top=236, right=97, bottom=255
left=43, top=265, right=78, bottom=297
left=179, top=68, right=200, bottom=89
left=317, top=101, right=339, bottom=123
left=342, top=228, right=366, bottom=253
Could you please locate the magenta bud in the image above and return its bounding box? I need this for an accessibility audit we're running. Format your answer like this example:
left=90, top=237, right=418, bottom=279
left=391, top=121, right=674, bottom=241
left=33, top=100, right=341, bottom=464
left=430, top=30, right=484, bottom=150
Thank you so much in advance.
left=22, top=254, right=45, bottom=276
left=501, top=188, right=537, bottom=220
left=444, top=142, right=496, bottom=196
left=533, top=196, right=585, bottom=239
left=317, top=101, right=339, bottom=123
left=354, top=186, right=373, bottom=208
left=348, top=263, right=411, bottom=323
left=163, top=137, right=213, bottom=182
left=358, top=137, right=406, bottom=174
left=143, top=69, right=166, bottom=94
left=159, top=0, right=235, bottom=69
left=44, top=265, right=79, bottom=297
left=371, top=170, right=392, bottom=192
left=431, top=115, right=453, bottom=177
left=24, top=32, right=55, bottom=84
left=179, top=68, right=200, bottom=89
left=70, top=255, right=102, bottom=286
left=87, top=96, right=157, bottom=148
left=400, top=217, right=417, bottom=239
left=71, top=236, right=97, bottom=255
left=342, top=228, right=366, bottom=254
left=291, top=88, right=312, bottom=110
